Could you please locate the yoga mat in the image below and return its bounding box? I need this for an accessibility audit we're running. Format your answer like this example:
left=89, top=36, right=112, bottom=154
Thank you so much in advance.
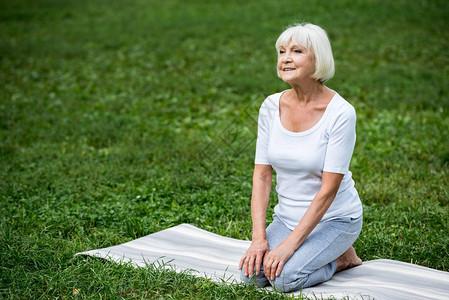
left=76, top=224, right=449, bottom=299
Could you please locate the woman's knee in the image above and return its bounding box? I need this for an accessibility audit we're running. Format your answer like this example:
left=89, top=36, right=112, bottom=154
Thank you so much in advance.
left=270, top=269, right=307, bottom=292
left=240, top=265, right=270, bottom=287
left=270, top=275, right=304, bottom=292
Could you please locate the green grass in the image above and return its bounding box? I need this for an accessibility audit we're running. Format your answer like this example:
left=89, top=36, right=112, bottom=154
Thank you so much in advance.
left=1, top=0, right=448, bottom=298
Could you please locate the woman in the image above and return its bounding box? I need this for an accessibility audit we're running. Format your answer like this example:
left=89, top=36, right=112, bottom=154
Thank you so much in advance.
left=239, top=23, right=363, bottom=292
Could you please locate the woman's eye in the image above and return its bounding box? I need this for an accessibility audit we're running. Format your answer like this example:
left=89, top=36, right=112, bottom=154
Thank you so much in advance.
left=294, top=49, right=302, bottom=53
left=279, top=50, right=285, bottom=54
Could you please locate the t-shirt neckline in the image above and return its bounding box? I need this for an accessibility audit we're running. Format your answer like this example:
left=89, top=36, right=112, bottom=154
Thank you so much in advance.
left=276, top=90, right=337, bottom=136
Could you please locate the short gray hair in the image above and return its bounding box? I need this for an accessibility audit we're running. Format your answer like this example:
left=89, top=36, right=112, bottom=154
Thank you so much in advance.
left=275, top=23, right=335, bottom=83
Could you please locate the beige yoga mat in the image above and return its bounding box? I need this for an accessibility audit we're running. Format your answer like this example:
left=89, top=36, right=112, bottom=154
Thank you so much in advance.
left=76, top=224, right=449, bottom=299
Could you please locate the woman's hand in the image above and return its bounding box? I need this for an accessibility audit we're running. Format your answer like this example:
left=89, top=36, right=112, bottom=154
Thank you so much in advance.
left=239, top=239, right=269, bottom=277
left=263, top=242, right=295, bottom=280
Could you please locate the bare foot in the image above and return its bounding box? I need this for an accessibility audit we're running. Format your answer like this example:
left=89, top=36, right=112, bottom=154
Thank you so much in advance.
left=336, top=246, right=362, bottom=272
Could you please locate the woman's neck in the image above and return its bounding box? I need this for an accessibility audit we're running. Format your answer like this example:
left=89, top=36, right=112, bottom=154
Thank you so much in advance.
left=287, top=81, right=332, bottom=105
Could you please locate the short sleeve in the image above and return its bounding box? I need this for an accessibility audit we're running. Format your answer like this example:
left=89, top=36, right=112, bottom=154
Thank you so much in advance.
left=254, top=97, right=276, bottom=165
left=323, top=105, right=357, bottom=174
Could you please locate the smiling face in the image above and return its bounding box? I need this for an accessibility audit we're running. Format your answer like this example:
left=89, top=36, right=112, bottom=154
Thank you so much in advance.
left=277, top=40, right=316, bottom=85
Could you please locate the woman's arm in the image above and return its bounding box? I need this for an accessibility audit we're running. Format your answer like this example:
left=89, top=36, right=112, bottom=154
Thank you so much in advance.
left=262, top=171, right=344, bottom=280
left=239, top=164, right=273, bottom=277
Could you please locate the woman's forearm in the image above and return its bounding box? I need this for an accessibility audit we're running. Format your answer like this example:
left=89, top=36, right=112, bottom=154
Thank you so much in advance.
left=285, top=190, right=336, bottom=249
left=283, top=172, right=344, bottom=250
left=261, top=185, right=340, bottom=280
left=239, top=165, right=273, bottom=276
left=251, top=165, right=273, bottom=241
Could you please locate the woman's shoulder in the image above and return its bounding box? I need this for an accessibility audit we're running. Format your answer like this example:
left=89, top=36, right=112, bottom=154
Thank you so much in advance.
left=331, top=93, right=357, bottom=117
left=261, top=91, right=283, bottom=107
left=258, top=91, right=283, bottom=118
left=323, top=93, right=357, bottom=130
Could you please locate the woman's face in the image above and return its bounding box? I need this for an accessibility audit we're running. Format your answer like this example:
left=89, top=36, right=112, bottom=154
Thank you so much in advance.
left=277, top=40, right=316, bottom=85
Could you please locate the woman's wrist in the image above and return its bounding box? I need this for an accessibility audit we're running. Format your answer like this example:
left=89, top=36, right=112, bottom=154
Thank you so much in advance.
left=281, top=237, right=301, bottom=251
left=251, top=231, right=267, bottom=241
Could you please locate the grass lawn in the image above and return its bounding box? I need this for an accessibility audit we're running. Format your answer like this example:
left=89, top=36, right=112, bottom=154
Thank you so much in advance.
left=1, top=0, right=448, bottom=298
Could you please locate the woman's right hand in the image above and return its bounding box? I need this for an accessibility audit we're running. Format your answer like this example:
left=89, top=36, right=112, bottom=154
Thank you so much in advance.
left=239, top=239, right=270, bottom=277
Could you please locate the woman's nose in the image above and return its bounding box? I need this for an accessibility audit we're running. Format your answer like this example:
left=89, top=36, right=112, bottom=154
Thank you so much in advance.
left=283, top=52, right=292, bottom=62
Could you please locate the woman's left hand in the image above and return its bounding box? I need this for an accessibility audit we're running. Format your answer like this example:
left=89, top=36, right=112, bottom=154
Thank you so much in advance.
left=263, top=243, right=296, bottom=280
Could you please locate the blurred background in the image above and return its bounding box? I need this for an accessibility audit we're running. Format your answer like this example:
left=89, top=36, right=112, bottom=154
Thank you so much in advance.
left=1, top=0, right=448, bottom=298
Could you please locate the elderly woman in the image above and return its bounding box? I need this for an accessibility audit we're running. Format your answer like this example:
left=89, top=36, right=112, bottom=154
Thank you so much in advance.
left=239, top=23, right=363, bottom=292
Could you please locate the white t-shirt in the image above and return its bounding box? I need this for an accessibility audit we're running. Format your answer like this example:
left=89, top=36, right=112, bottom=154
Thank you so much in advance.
left=255, top=90, right=363, bottom=230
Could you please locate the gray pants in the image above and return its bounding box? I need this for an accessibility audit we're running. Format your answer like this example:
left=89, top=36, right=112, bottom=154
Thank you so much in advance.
left=241, top=214, right=362, bottom=292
